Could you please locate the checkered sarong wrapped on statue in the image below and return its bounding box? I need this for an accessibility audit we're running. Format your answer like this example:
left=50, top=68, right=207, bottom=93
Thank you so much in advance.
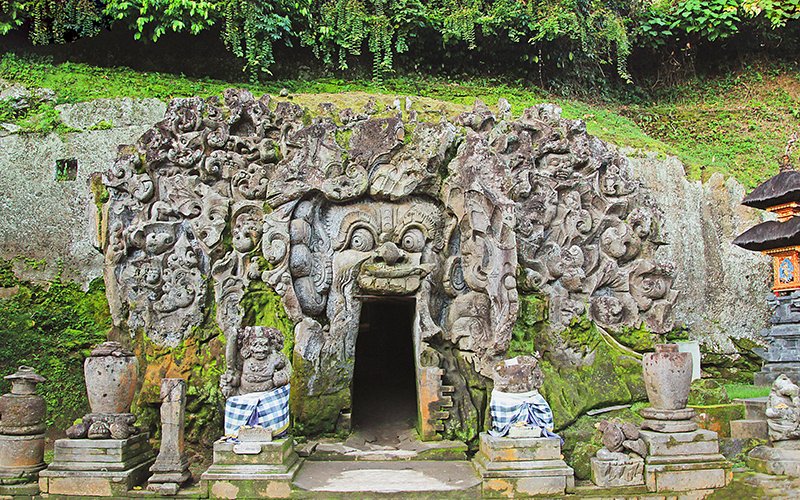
left=489, top=389, right=560, bottom=440
left=223, top=384, right=290, bottom=437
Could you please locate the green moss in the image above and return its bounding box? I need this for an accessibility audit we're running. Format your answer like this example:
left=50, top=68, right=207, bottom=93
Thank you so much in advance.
left=702, top=336, right=763, bottom=384
left=706, top=471, right=767, bottom=499
left=689, top=403, right=745, bottom=438
left=614, top=324, right=655, bottom=351
left=689, top=378, right=732, bottom=406
left=510, top=300, right=647, bottom=431
left=240, top=282, right=294, bottom=357
left=289, top=355, right=351, bottom=436
left=0, top=267, right=111, bottom=429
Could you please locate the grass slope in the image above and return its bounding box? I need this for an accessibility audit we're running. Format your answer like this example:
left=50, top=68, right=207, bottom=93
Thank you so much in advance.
left=2, top=53, right=799, bottom=187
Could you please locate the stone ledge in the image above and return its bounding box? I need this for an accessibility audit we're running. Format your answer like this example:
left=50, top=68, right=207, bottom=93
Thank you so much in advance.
left=39, top=455, right=155, bottom=497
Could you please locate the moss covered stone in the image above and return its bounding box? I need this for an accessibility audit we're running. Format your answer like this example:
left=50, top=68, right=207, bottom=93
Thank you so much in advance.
left=0, top=263, right=111, bottom=429
left=511, top=295, right=647, bottom=431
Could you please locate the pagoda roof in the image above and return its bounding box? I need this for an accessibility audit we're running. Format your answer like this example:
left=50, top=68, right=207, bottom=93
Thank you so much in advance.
left=733, top=217, right=800, bottom=251
left=742, top=170, right=800, bottom=209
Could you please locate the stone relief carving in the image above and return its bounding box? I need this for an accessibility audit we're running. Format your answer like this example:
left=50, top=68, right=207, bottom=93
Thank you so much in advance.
left=104, top=91, right=676, bottom=437
left=765, top=373, right=800, bottom=443
left=221, top=326, right=291, bottom=398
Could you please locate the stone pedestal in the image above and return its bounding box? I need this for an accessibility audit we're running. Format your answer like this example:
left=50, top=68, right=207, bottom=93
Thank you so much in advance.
left=640, top=428, right=731, bottom=493
left=473, top=433, right=574, bottom=497
left=148, top=378, right=191, bottom=495
left=39, top=433, right=155, bottom=497
left=201, top=438, right=299, bottom=499
left=590, top=455, right=644, bottom=487
left=0, top=366, right=47, bottom=496
left=748, top=441, right=800, bottom=476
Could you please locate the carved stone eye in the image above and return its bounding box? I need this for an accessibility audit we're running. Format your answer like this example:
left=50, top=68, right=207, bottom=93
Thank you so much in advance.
left=400, top=228, right=425, bottom=253
left=349, top=228, right=375, bottom=252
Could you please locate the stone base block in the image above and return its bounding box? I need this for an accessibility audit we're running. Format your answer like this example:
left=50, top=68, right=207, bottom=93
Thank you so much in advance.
left=730, top=419, right=768, bottom=440
left=39, top=455, right=155, bottom=497
left=644, top=454, right=731, bottom=492
left=48, top=433, right=153, bottom=471
left=210, top=438, right=295, bottom=466
left=201, top=438, right=300, bottom=499
left=754, top=362, right=800, bottom=386
left=202, top=460, right=300, bottom=499
left=0, top=480, right=39, bottom=497
left=640, top=429, right=720, bottom=456
left=477, top=433, right=562, bottom=462
left=590, top=456, right=644, bottom=487
left=748, top=445, right=800, bottom=476
left=473, top=432, right=574, bottom=497
left=39, top=433, right=155, bottom=497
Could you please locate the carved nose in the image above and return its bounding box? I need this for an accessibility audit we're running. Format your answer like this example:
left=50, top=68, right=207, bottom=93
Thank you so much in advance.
left=376, top=242, right=404, bottom=265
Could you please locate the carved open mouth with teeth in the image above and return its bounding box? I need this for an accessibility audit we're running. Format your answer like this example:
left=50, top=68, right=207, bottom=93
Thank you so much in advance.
left=355, top=240, right=435, bottom=295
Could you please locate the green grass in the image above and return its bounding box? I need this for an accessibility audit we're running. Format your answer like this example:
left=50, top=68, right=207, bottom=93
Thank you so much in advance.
left=725, top=383, right=771, bottom=400
left=1, top=52, right=798, bottom=187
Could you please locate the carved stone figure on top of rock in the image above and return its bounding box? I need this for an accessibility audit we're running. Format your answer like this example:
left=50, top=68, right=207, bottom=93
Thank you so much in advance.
left=765, top=374, right=800, bottom=443
left=220, top=326, right=292, bottom=439
left=221, top=326, right=291, bottom=398
left=591, top=419, right=646, bottom=487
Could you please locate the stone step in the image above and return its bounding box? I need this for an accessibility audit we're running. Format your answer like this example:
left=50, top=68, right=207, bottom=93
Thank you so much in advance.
left=735, top=397, right=768, bottom=421
left=292, top=460, right=481, bottom=497
left=730, top=419, right=768, bottom=440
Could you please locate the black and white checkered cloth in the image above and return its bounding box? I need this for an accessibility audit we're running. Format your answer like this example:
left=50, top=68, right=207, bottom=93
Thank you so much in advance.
left=224, top=384, right=290, bottom=437
left=489, top=389, right=560, bottom=440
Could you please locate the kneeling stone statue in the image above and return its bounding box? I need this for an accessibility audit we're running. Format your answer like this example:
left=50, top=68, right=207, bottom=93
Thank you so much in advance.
left=220, top=326, right=292, bottom=439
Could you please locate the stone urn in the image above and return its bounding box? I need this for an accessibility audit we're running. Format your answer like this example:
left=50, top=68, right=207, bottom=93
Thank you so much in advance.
left=642, top=344, right=693, bottom=410
left=84, top=342, right=138, bottom=414
left=0, top=366, right=47, bottom=481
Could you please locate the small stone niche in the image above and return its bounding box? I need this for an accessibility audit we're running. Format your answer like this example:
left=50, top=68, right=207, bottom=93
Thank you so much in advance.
left=55, top=158, right=77, bottom=181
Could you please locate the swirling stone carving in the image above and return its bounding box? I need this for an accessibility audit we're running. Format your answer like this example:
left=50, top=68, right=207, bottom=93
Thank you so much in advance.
left=103, top=92, right=676, bottom=437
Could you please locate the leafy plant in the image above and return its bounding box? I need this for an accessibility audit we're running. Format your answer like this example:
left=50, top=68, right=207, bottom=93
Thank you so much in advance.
left=103, top=0, right=218, bottom=41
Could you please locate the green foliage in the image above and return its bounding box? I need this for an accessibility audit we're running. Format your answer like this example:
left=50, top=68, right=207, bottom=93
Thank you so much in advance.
left=28, top=0, right=101, bottom=44
left=221, top=0, right=309, bottom=81
left=103, top=0, right=217, bottom=42
left=0, top=263, right=111, bottom=429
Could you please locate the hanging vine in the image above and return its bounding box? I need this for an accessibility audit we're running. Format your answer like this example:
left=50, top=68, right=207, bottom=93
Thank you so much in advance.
left=28, top=0, right=101, bottom=44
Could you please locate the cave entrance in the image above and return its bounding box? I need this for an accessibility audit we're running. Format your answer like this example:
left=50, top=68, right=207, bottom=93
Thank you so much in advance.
left=351, top=298, right=418, bottom=445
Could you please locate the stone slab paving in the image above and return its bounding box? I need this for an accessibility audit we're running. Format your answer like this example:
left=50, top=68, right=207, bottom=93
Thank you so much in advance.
left=293, top=460, right=481, bottom=495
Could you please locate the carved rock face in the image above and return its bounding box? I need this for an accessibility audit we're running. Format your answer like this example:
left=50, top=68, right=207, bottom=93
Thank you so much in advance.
left=491, top=356, right=544, bottom=393
left=103, top=91, right=677, bottom=437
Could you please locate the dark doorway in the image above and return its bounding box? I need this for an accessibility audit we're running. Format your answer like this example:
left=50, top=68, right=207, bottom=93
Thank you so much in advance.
left=351, top=299, right=418, bottom=444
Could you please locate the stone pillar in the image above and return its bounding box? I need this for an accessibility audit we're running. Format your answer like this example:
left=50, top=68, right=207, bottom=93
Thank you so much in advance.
left=640, top=344, right=731, bottom=493
left=39, top=342, right=154, bottom=497
left=148, top=378, right=191, bottom=495
left=0, top=366, right=46, bottom=497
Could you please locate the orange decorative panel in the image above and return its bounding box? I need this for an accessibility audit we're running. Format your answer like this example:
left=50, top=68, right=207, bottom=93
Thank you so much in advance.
left=767, top=247, right=800, bottom=292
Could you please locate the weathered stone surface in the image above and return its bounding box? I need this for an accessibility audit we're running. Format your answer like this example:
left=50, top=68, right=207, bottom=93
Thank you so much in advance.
left=56, top=98, right=166, bottom=130
left=590, top=455, right=644, bottom=487
left=0, top=366, right=46, bottom=483
left=628, top=152, right=771, bottom=356
left=640, top=429, right=720, bottom=456
left=730, top=419, right=768, bottom=440
left=765, top=373, right=800, bottom=442
left=104, top=92, right=676, bottom=438
left=41, top=433, right=155, bottom=496
left=148, top=378, right=190, bottom=494
left=0, top=98, right=167, bottom=285
left=748, top=444, right=800, bottom=477
left=642, top=344, right=693, bottom=411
